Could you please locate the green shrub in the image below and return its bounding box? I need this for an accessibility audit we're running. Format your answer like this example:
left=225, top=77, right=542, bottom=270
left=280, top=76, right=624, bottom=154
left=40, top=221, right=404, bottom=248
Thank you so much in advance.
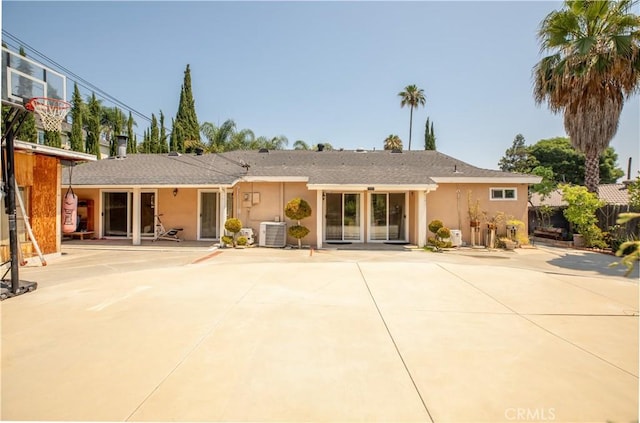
left=221, top=235, right=233, bottom=246
left=284, top=198, right=312, bottom=221
left=288, top=225, right=310, bottom=240
left=436, top=227, right=451, bottom=239
left=428, top=220, right=443, bottom=234
left=237, top=236, right=248, bottom=246
left=224, top=218, right=242, bottom=234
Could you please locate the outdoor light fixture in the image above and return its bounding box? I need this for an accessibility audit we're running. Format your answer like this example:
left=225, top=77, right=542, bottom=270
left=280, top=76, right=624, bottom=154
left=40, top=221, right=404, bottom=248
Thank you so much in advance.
left=173, top=188, right=178, bottom=197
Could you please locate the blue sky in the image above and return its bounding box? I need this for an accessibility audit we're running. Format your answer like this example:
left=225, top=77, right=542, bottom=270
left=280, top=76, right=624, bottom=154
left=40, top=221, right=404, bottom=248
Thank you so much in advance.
left=2, top=1, right=638, bottom=177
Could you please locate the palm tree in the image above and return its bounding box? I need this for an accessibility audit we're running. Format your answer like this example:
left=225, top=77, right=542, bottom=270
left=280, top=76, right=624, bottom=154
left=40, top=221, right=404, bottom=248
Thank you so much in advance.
left=398, top=84, right=426, bottom=150
left=383, top=134, right=403, bottom=150
left=201, top=120, right=236, bottom=152
left=533, top=0, right=640, bottom=193
left=293, top=140, right=310, bottom=150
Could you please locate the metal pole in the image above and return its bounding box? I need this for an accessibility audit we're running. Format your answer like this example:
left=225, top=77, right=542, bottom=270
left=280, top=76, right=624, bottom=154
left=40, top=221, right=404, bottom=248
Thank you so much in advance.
left=5, top=126, right=20, bottom=294
left=2, top=108, right=28, bottom=295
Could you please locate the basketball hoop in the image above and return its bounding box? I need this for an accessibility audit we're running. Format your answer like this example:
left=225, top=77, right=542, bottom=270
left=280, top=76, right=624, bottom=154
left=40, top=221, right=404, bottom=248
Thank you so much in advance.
left=25, top=97, right=71, bottom=133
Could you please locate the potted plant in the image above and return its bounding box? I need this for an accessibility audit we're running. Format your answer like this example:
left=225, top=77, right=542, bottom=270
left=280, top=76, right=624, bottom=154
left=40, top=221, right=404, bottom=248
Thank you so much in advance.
left=467, top=191, right=484, bottom=228
left=284, top=197, right=312, bottom=249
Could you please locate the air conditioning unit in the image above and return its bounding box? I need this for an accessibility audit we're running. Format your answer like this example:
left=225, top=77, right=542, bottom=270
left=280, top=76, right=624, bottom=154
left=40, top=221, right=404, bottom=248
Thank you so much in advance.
left=239, top=228, right=255, bottom=245
left=259, top=222, right=287, bottom=247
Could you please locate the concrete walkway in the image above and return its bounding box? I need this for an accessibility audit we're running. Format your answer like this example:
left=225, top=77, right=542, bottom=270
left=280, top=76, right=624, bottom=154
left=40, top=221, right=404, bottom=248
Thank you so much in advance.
left=1, top=246, right=638, bottom=422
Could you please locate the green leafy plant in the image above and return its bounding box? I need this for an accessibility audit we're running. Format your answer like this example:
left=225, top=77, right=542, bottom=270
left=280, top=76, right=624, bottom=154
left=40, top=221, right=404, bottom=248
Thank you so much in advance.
left=237, top=236, right=248, bottom=246
left=221, top=235, right=233, bottom=247
left=610, top=213, right=640, bottom=277
left=427, top=221, right=452, bottom=250
left=284, top=197, right=312, bottom=248
left=288, top=225, right=310, bottom=241
left=428, top=220, right=443, bottom=235
left=560, top=184, right=606, bottom=248
left=224, top=217, right=243, bottom=247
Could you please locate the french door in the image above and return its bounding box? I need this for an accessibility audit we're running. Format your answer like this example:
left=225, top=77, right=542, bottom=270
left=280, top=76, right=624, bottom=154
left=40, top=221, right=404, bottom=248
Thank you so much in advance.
left=102, top=191, right=156, bottom=238
left=370, top=193, right=406, bottom=242
left=325, top=193, right=361, bottom=242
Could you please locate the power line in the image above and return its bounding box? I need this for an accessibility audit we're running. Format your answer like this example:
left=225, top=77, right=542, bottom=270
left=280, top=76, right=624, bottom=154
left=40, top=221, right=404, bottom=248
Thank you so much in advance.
left=2, top=30, right=172, bottom=134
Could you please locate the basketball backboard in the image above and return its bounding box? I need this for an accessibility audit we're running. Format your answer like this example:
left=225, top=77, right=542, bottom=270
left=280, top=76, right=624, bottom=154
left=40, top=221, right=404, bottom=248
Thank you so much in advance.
left=1, top=46, right=66, bottom=105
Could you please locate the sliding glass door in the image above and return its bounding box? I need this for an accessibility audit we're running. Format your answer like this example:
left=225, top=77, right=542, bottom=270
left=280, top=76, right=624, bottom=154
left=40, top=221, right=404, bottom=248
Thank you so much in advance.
left=370, top=193, right=406, bottom=242
left=325, top=193, right=361, bottom=242
left=102, top=191, right=156, bottom=238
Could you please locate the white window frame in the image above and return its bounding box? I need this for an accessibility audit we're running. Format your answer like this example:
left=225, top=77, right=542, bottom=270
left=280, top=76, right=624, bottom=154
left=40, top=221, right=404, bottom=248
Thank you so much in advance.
left=489, top=187, right=517, bottom=201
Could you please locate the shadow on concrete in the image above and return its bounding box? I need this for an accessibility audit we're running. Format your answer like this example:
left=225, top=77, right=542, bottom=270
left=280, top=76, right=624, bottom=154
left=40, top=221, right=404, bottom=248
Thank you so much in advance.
left=546, top=247, right=639, bottom=279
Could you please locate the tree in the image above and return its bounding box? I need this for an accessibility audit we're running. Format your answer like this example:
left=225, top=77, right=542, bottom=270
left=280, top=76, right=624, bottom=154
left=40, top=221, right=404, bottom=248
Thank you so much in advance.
left=102, top=106, right=123, bottom=157
left=533, top=0, right=640, bottom=193
left=159, top=111, right=168, bottom=153
left=201, top=120, right=237, bottom=152
left=293, top=140, right=310, bottom=150
left=255, top=135, right=288, bottom=150
left=528, top=137, right=624, bottom=185
left=498, top=134, right=536, bottom=173
left=85, top=93, right=102, bottom=158
left=560, top=184, right=606, bottom=247
left=127, top=112, right=137, bottom=154
left=173, top=64, right=201, bottom=152
left=69, top=83, right=84, bottom=152
left=383, top=134, right=403, bottom=150
left=424, top=117, right=436, bottom=150
left=398, top=84, right=426, bottom=150
left=43, top=130, right=61, bottom=148
left=284, top=197, right=312, bottom=249
left=149, top=113, right=159, bottom=153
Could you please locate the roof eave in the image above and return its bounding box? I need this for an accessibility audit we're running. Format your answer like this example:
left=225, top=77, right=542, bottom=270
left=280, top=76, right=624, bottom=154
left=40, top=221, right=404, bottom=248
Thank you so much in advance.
left=13, top=140, right=97, bottom=162
left=431, top=176, right=542, bottom=184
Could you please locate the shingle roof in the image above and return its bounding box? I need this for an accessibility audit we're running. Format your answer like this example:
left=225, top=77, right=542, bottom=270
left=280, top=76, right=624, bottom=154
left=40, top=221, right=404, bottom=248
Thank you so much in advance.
left=66, top=149, right=536, bottom=187
left=529, top=184, right=630, bottom=207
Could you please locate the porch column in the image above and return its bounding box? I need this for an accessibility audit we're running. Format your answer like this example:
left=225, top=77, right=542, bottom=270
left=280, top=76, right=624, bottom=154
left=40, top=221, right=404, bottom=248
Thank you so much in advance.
left=316, top=189, right=323, bottom=249
left=132, top=187, right=141, bottom=245
left=219, top=187, right=227, bottom=238
left=417, top=190, right=427, bottom=247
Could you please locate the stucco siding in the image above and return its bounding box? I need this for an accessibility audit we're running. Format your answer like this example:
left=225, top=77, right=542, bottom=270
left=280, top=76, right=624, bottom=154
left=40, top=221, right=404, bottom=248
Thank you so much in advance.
left=427, top=183, right=530, bottom=244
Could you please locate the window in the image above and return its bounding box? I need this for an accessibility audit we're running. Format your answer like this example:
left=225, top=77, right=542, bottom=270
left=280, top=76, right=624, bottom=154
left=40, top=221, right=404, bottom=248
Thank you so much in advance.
left=490, top=188, right=517, bottom=201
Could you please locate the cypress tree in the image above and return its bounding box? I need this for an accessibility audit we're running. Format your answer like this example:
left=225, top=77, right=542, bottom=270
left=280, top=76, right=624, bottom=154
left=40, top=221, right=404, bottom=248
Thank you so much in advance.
left=173, top=64, right=200, bottom=151
left=127, top=112, right=136, bottom=154
left=69, top=83, right=84, bottom=152
left=85, top=93, right=102, bottom=159
left=424, top=117, right=436, bottom=150
left=159, top=111, right=168, bottom=153
left=150, top=113, right=159, bottom=153
left=43, top=130, right=61, bottom=148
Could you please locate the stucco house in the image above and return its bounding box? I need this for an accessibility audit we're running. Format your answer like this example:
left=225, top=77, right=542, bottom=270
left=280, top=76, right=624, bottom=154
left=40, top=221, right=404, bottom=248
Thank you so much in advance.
left=63, top=148, right=540, bottom=248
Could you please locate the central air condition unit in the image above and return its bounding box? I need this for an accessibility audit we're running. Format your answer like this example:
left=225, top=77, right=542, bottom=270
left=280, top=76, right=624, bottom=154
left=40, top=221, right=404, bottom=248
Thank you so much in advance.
left=259, top=222, right=287, bottom=247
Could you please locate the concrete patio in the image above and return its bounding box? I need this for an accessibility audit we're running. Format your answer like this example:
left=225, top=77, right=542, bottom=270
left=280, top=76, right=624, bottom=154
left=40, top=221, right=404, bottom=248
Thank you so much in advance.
left=1, top=245, right=638, bottom=422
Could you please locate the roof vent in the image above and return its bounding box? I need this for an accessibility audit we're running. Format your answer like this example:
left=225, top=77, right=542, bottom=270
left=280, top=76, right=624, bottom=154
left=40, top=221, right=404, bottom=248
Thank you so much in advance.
left=317, top=143, right=325, bottom=152
left=168, top=151, right=181, bottom=156
left=355, top=148, right=366, bottom=153
left=259, top=148, right=269, bottom=153
left=391, top=149, right=402, bottom=153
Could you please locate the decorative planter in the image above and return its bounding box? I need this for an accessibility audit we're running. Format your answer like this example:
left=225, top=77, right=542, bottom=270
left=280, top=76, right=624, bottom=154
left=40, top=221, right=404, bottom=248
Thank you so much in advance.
left=573, top=234, right=585, bottom=248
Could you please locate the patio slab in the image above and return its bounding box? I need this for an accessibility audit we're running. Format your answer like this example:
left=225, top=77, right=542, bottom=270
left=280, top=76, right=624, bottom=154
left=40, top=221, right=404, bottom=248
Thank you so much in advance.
left=1, top=247, right=638, bottom=422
